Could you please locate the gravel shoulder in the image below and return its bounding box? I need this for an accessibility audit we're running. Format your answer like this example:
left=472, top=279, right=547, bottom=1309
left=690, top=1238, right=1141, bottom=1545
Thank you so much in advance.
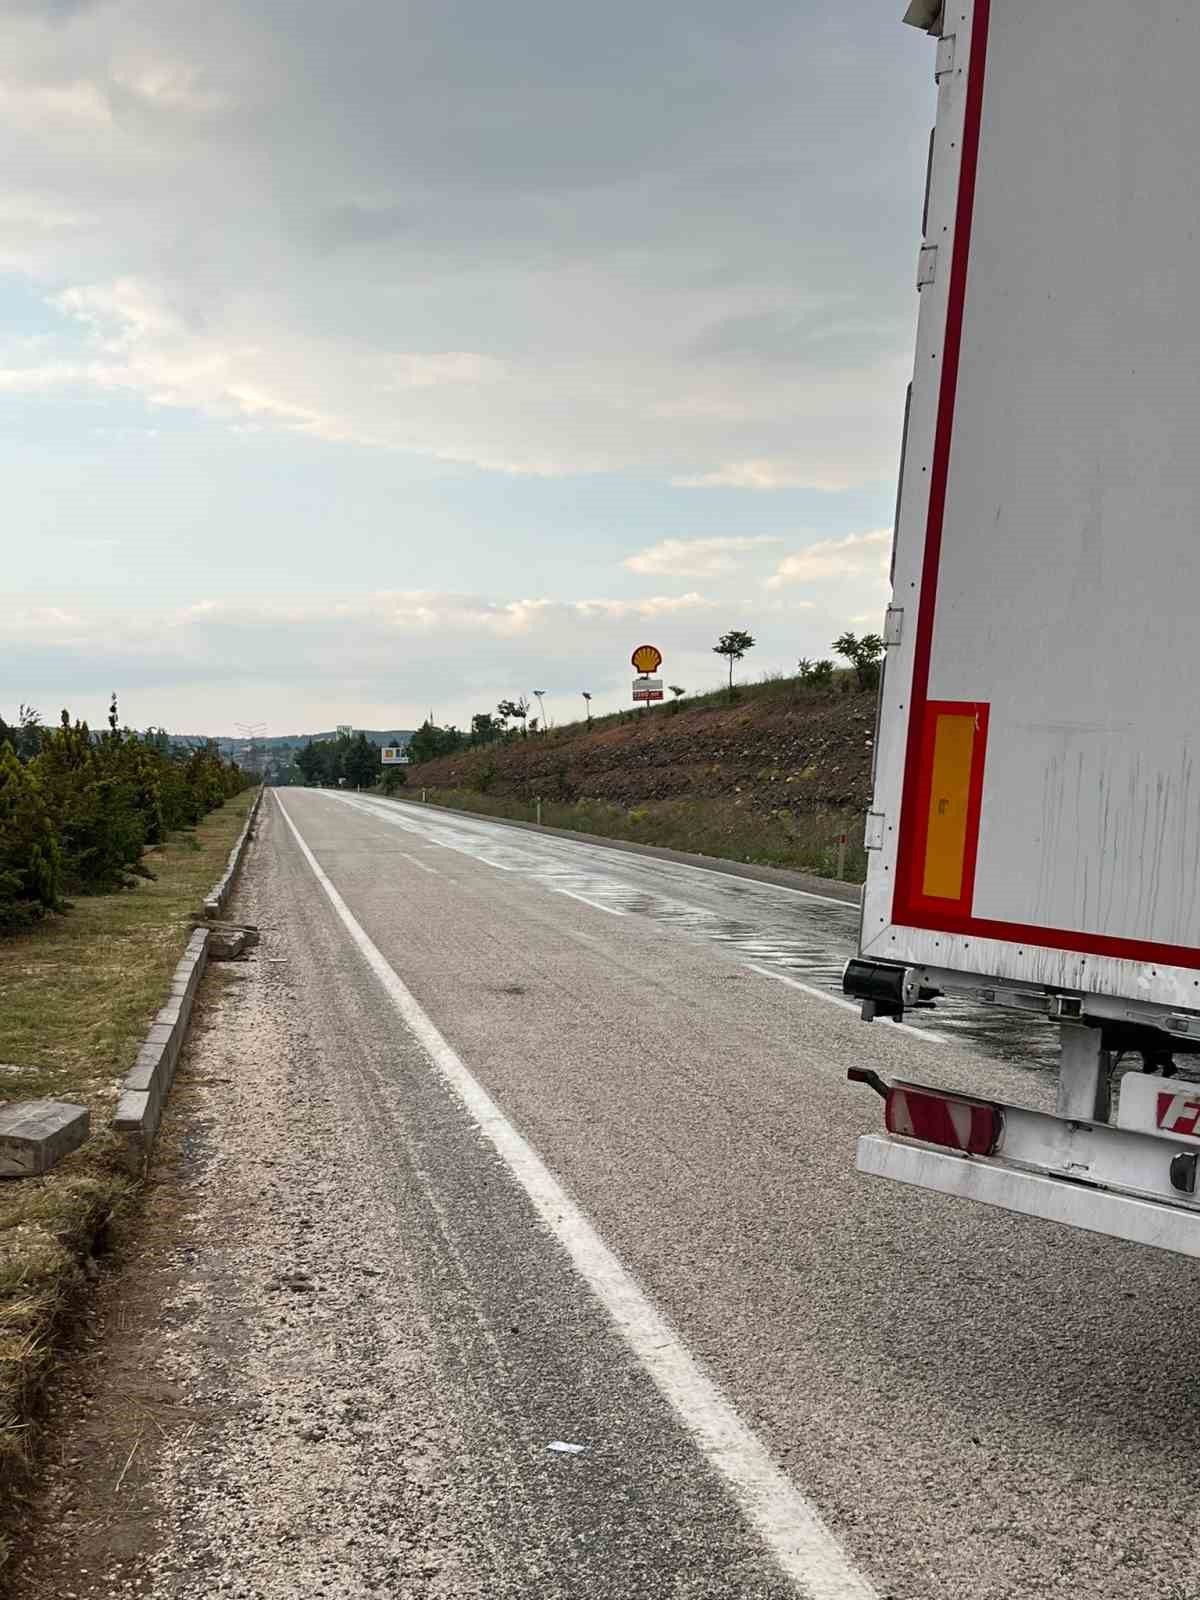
left=9, top=801, right=799, bottom=1600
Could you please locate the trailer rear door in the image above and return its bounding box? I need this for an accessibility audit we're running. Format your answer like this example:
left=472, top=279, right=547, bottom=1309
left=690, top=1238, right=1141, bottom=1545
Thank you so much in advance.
left=864, top=0, right=1200, bottom=1013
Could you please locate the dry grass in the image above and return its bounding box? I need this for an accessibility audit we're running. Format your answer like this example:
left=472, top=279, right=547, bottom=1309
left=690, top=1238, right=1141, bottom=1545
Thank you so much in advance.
left=0, top=791, right=254, bottom=1556
left=417, top=788, right=867, bottom=882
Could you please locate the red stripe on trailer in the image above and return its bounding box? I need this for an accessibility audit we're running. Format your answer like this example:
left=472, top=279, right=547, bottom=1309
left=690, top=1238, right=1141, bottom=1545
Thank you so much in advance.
left=893, top=0, right=993, bottom=928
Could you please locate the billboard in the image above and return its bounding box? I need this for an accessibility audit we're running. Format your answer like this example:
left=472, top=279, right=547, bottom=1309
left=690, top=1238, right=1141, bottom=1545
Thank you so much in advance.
left=632, top=678, right=664, bottom=703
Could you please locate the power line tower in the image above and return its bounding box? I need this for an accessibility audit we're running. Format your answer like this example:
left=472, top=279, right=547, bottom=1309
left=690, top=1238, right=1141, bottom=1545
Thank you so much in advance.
left=235, top=721, right=266, bottom=777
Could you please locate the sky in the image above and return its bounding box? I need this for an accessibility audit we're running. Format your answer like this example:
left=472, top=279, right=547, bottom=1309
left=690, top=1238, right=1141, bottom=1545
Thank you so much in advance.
left=2, top=0, right=935, bottom=736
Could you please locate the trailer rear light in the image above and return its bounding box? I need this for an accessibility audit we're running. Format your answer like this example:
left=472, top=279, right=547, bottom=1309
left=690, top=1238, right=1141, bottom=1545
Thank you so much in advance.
left=885, top=1084, right=1002, bottom=1156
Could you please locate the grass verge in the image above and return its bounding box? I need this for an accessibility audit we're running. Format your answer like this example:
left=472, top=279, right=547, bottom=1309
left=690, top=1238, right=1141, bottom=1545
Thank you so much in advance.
left=0, top=790, right=254, bottom=1565
left=409, top=787, right=867, bottom=882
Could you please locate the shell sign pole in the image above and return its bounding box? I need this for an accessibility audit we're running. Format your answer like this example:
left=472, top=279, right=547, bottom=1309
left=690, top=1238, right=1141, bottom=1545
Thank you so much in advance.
left=631, top=644, right=664, bottom=704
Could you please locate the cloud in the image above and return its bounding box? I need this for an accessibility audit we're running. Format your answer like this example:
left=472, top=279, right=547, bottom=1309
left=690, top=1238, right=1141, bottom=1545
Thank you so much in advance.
left=8, top=1, right=104, bottom=15
left=9, top=605, right=83, bottom=630
left=0, top=0, right=927, bottom=731
left=672, top=460, right=855, bottom=493
left=574, top=593, right=715, bottom=618
left=0, top=359, right=125, bottom=392
left=0, top=0, right=927, bottom=485
left=624, top=536, right=782, bottom=578
left=766, top=527, right=891, bottom=588
left=0, top=577, right=865, bottom=735
left=388, top=353, right=505, bottom=390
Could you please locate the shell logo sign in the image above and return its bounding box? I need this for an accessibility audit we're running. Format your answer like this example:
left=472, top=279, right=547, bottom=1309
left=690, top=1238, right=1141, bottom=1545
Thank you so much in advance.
left=631, top=644, right=663, bottom=674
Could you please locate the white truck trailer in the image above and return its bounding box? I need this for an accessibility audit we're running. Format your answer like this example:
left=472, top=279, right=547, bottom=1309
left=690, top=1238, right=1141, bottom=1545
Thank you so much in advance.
left=845, top=0, right=1200, bottom=1256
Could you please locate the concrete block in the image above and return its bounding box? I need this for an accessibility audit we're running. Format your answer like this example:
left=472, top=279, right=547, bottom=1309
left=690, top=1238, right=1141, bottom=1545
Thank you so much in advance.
left=113, top=1089, right=150, bottom=1129
left=193, top=918, right=259, bottom=944
left=0, top=1100, right=89, bottom=1177
left=122, top=1056, right=160, bottom=1094
left=208, top=928, right=248, bottom=960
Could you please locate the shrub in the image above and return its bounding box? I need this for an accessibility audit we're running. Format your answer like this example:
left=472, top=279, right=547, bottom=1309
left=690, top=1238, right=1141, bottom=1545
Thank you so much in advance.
left=470, top=761, right=498, bottom=795
left=797, top=658, right=835, bottom=687
left=0, top=744, right=61, bottom=929
left=29, top=713, right=144, bottom=893
left=1, top=699, right=249, bottom=914
left=832, top=632, right=883, bottom=692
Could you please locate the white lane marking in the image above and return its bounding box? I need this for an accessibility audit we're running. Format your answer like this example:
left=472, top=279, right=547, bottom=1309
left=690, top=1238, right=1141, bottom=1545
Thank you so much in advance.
left=549, top=886, right=624, bottom=915
left=276, top=794, right=877, bottom=1600
left=746, top=964, right=949, bottom=1047
left=339, top=792, right=859, bottom=910
left=397, top=851, right=440, bottom=877
left=746, top=964, right=862, bottom=1015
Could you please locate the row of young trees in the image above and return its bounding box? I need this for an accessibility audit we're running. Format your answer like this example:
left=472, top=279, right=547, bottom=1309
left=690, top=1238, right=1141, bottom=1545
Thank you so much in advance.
left=0, top=697, right=249, bottom=933
left=714, top=630, right=885, bottom=695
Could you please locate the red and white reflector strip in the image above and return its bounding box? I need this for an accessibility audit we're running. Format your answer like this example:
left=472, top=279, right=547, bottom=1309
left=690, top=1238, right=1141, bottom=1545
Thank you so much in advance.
left=885, top=1083, right=1002, bottom=1156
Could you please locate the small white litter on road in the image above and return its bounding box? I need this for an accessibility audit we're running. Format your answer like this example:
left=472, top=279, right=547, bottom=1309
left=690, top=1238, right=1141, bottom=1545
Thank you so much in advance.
left=547, top=1441, right=586, bottom=1454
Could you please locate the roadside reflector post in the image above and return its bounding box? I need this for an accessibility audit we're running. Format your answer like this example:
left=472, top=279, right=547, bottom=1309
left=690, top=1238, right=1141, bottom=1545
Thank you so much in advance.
left=421, top=788, right=427, bottom=804
left=1057, top=1024, right=1113, bottom=1124
left=536, top=796, right=542, bottom=826
left=836, top=832, right=847, bottom=880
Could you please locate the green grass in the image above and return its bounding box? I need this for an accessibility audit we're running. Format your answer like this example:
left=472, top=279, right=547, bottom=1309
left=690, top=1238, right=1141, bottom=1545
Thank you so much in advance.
left=411, top=787, right=867, bottom=882
left=0, top=790, right=254, bottom=1557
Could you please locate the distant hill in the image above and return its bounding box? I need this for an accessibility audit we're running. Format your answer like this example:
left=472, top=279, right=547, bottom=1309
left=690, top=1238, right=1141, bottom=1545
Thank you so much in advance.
left=403, top=687, right=871, bottom=815
left=177, top=729, right=414, bottom=756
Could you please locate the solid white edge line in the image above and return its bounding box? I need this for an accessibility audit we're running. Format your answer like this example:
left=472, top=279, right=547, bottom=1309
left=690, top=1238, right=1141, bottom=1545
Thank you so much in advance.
left=274, top=793, right=877, bottom=1600
left=745, top=963, right=949, bottom=1046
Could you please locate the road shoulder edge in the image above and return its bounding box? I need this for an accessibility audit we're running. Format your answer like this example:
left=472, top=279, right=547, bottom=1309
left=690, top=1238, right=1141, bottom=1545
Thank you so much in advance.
left=110, top=786, right=264, bottom=1171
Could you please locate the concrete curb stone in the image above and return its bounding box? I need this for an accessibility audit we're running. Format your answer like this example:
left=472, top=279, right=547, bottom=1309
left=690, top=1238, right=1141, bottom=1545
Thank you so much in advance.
left=111, top=786, right=263, bottom=1172
left=203, top=787, right=264, bottom=920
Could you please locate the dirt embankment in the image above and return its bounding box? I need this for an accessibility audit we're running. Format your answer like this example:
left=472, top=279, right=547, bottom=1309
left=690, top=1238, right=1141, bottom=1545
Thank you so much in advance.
left=404, top=686, right=876, bottom=817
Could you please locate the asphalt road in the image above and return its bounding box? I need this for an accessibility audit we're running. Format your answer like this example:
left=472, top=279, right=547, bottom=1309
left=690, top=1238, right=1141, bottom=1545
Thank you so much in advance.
left=25, top=789, right=1200, bottom=1600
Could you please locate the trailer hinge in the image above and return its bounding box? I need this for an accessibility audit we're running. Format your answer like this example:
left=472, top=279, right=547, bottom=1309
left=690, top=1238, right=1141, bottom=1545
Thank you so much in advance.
left=917, top=245, right=938, bottom=289
left=864, top=812, right=886, bottom=851
left=902, top=0, right=944, bottom=35
left=935, top=33, right=956, bottom=80
left=884, top=606, right=904, bottom=646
